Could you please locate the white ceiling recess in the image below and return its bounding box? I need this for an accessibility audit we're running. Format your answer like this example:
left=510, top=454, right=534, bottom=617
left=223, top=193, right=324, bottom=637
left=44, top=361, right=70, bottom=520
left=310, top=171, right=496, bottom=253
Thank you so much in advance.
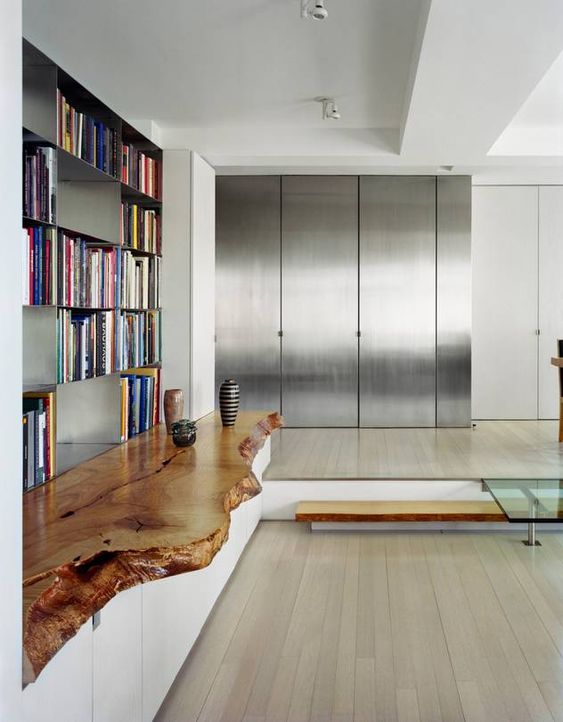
left=23, top=0, right=563, bottom=176
left=23, top=0, right=422, bottom=129
left=490, top=49, right=563, bottom=156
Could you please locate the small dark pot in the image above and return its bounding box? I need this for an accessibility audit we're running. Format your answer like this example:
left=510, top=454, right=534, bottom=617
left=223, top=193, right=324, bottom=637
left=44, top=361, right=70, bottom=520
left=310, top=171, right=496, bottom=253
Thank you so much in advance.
left=171, top=419, right=197, bottom=447
left=219, top=379, right=240, bottom=427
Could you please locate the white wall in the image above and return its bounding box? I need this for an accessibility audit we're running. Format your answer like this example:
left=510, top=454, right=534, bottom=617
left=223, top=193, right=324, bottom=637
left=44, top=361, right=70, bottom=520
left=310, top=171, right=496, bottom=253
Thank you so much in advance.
left=0, top=1, right=23, bottom=719
left=162, top=150, right=192, bottom=412
left=162, top=151, right=216, bottom=422
left=190, top=153, right=216, bottom=420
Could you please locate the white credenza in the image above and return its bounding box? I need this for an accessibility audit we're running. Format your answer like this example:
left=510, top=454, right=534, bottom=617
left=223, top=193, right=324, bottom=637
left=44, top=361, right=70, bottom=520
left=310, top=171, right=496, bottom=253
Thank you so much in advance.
left=472, top=185, right=563, bottom=420
left=21, top=440, right=269, bottom=722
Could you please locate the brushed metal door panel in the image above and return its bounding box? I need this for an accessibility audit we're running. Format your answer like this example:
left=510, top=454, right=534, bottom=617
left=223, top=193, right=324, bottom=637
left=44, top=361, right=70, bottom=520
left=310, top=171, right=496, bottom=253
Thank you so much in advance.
left=215, top=176, right=281, bottom=412
left=437, top=177, right=472, bottom=427
left=281, top=176, right=358, bottom=427
left=359, top=176, right=436, bottom=427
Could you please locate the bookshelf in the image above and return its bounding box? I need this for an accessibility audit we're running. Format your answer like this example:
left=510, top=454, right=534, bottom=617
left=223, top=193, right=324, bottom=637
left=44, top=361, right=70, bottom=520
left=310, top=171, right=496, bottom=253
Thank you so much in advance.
left=22, top=39, right=163, bottom=487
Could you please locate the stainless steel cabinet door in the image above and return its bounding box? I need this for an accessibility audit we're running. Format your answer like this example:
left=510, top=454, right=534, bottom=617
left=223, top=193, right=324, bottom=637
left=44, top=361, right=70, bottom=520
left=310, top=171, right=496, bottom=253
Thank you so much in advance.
left=359, top=176, right=436, bottom=427
left=437, top=176, right=472, bottom=427
left=281, top=176, right=359, bottom=426
left=216, top=176, right=281, bottom=412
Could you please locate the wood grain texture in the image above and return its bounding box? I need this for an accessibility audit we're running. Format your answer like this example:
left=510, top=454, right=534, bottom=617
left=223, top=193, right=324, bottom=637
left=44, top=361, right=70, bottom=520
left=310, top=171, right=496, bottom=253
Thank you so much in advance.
left=157, top=523, right=563, bottom=722
left=22, top=410, right=282, bottom=683
left=266, top=421, right=563, bottom=480
left=295, top=500, right=507, bottom=523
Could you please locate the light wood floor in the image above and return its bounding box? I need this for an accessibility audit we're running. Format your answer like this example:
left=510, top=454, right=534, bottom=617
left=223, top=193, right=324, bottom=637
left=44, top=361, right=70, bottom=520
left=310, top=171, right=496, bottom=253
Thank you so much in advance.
left=156, top=521, right=563, bottom=722
left=264, top=421, right=563, bottom=480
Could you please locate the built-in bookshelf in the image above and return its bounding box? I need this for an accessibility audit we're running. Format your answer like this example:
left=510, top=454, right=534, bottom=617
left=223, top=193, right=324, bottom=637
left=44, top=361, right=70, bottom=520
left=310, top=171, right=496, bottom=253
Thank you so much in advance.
left=22, top=39, right=163, bottom=489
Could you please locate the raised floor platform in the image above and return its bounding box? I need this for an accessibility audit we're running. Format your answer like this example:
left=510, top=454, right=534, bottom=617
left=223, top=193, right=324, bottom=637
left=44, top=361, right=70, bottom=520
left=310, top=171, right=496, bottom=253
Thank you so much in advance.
left=265, top=421, right=563, bottom=481
left=295, top=500, right=507, bottom=523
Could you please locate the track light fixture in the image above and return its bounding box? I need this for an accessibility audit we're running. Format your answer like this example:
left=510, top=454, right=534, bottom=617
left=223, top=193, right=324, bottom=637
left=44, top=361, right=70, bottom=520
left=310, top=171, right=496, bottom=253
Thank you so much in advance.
left=301, top=0, right=328, bottom=20
left=316, top=97, right=340, bottom=120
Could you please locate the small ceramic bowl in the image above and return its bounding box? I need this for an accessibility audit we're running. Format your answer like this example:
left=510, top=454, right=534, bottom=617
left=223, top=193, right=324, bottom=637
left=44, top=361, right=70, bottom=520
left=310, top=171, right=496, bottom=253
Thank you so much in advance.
left=171, top=419, right=197, bottom=447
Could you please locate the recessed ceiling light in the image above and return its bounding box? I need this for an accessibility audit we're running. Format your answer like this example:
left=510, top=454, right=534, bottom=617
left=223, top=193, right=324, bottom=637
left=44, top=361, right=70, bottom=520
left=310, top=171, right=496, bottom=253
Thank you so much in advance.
left=316, top=97, right=340, bottom=120
left=301, top=0, right=328, bottom=21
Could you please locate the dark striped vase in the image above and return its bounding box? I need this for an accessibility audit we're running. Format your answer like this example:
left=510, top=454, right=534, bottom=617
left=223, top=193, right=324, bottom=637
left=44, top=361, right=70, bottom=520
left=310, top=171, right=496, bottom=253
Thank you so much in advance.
left=219, top=379, right=240, bottom=427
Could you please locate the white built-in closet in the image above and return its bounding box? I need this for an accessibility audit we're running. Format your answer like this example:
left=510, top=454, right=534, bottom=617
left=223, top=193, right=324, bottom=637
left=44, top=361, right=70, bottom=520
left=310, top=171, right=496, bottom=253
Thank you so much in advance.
left=472, top=185, right=563, bottom=419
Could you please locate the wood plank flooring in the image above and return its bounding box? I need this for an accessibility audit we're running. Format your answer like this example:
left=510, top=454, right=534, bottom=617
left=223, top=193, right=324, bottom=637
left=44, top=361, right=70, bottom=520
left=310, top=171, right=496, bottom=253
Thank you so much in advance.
left=264, top=421, right=563, bottom=480
left=156, top=522, right=563, bottom=722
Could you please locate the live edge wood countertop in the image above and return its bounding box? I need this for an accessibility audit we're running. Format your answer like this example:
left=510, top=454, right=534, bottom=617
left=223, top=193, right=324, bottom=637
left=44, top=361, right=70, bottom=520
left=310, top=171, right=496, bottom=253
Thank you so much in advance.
left=22, top=410, right=282, bottom=683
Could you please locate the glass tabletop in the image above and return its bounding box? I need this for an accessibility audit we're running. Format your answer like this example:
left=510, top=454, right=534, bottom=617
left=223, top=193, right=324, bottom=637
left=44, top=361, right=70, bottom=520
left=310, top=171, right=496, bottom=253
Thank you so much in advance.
left=483, top=479, right=563, bottom=523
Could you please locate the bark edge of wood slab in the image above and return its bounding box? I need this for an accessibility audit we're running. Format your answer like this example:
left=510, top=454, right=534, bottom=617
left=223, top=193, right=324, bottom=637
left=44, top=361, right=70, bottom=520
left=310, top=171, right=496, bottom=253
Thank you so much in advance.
left=23, top=411, right=282, bottom=684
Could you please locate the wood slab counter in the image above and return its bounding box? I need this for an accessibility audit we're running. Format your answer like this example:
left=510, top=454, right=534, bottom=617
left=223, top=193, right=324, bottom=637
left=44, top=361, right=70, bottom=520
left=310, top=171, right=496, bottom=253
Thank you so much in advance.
left=23, top=410, right=282, bottom=683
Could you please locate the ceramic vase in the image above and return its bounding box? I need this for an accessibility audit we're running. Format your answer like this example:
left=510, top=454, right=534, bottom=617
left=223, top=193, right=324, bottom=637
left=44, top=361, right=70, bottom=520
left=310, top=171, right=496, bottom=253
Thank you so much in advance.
left=219, top=379, right=240, bottom=427
left=164, top=389, right=184, bottom=434
left=171, top=419, right=197, bottom=447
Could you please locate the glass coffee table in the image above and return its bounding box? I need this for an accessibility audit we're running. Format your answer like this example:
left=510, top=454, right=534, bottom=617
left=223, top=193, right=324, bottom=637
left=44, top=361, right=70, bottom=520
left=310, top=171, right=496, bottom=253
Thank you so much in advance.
left=483, top=479, right=563, bottom=546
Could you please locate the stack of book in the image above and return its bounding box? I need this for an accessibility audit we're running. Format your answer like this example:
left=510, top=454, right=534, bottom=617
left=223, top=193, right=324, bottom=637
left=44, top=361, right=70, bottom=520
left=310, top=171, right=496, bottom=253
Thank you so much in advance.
left=57, top=233, right=118, bottom=308
left=22, top=392, right=56, bottom=491
left=117, top=310, right=161, bottom=370
left=57, top=309, right=115, bottom=382
left=120, top=251, right=160, bottom=310
left=23, top=145, right=56, bottom=222
left=57, top=90, right=118, bottom=176
left=121, top=144, right=161, bottom=199
left=120, top=367, right=160, bottom=441
left=121, top=202, right=161, bottom=254
left=22, top=226, right=56, bottom=305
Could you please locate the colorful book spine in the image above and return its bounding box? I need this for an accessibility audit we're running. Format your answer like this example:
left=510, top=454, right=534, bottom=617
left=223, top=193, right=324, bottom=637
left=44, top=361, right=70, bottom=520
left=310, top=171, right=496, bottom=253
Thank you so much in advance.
left=120, top=144, right=162, bottom=199
left=119, top=251, right=160, bottom=310
left=22, top=392, right=56, bottom=491
left=116, top=310, right=161, bottom=371
left=22, top=226, right=56, bottom=305
left=57, top=233, right=118, bottom=309
left=23, top=145, right=56, bottom=223
left=120, top=202, right=161, bottom=254
left=120, top=368, right=160, bottom=442
left=57, top=309, right=115, bottom=382
left=57, top=90, right=118, bottom=177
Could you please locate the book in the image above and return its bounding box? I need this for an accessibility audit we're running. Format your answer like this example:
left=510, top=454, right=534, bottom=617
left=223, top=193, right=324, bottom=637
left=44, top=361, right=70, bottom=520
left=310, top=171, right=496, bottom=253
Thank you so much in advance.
left=22, top=226, right=56, bottom=305
left=57, top=233, right=117, bottom=309
left=57, top=309, right=115, bottom=382
left=23, top=392, right=56, bottom=487
left=23, top=145, right=56, bottom=223
left=119, top=368, right=160, bottom=441
left=119, top=251, right=160, bottom=310
left=121, top=144, right=162, bottom=199
left=121, top=202, right=161, bottom=254
left=57, top=90, right=118, bottom=177
left=117, top=310, right=161, bottom=371
left=22, top=414, right=29, bottom=491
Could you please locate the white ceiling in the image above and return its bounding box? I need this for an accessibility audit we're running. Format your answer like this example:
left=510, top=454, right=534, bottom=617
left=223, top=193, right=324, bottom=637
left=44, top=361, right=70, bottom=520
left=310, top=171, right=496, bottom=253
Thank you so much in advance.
left=23, top=0, right=563, bottom=176
left=512, top=50, right=563, bottom=129
left=490, top=49, right=563, bottom=156
left=23, top=0, right=423, bottom=129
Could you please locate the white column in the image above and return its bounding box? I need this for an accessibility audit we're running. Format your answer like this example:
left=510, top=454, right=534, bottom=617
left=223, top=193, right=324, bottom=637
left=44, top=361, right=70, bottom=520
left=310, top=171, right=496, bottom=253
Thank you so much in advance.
left=161, top=151, right=216, bottom=422
left=0, top=0, right=23, bottom=719
left=190, top=153, right=216, bottom=419
left=161, top=150, right=192, bottom=413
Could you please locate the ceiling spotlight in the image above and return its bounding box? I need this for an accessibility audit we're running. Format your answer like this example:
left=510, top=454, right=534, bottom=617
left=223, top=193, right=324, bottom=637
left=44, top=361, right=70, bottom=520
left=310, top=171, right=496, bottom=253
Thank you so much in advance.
left=301, top=0, right=328, bottom=20
left=317, top=97, right=340, bottom=120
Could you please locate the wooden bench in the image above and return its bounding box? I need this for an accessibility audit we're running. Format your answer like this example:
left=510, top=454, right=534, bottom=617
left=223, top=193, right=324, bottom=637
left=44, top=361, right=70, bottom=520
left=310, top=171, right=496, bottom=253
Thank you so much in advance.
left=295, top=500, right=507, bottom=523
